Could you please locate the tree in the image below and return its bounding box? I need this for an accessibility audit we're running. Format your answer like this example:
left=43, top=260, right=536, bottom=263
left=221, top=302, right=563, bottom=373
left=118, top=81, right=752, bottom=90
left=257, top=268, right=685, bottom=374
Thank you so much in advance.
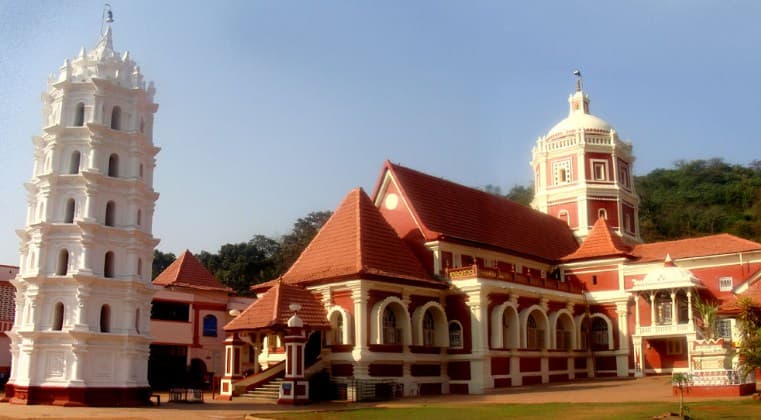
left=693, top=295, right=718, bottom=340
left=275, top=211, right=332, bottom=274
left=671, top=372, right=692, bottom=418
left=152, top=249, right=176, bottom=279
left=736, top=297, right=761, bottom=378
left=505, top=184, right=534, bottom=206
left=198, top=235, right=281, bottom=296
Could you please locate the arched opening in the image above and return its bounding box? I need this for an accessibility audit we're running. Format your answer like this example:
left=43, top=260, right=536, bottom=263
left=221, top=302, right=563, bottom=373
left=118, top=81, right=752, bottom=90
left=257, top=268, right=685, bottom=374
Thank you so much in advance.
left=502, top=307, right=519, bottom=348
left=598, top=208, right=608, bottom=220
left=52, top=302, right=64, bottom=331
left=74, top=102, right=85, bottom=126
left=100, top=304, right=111, bottom=333
left=136, top=209, right=142, bottom=226
left=591, top=317, right=610, bottom=349
left=202, top=314, right=217, bottom=337
left=137, top=258, right=143, bottom=279
left=135, top=308, right=140, bottom=334
left=110, top=106, right=121, bottom=130
left=107, top=154, right=119, bottom=177
left=422, top=310, right=436, bottom=346
left=448, top=321, right=463, bottom=349
left=104, top=251, right=115, bottom=278
left=69, top=151, right=81, bottom=174
left=329, top=310, right=345, bottom=345
left=139, top=164, right=144, bottom=179
left=56, top=249, right=69, bottom=275
left=140, top=117, right=145, bottom=133
left=555, top=313, right=574, bottom=350
left=383, top=306, right=400, bottom=344
left=371, top=298, right=410, bottom=346
left=105, top=201, right=115, bottom=227
left=64, top=198, right=76, bottom=223
left=525, top=309, right=548, bottom=350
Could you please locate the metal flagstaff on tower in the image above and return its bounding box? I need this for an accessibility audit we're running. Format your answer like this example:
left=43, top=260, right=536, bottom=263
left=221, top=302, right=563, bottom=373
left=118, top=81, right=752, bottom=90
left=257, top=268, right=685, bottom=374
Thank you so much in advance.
left=101, top=3, right=114, bottom=35
left=573, top=69, right=582, bottom=92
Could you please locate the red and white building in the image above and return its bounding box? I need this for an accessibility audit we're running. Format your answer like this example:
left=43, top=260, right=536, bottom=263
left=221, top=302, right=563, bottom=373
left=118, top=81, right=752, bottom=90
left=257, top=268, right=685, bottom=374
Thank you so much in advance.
left=0, top=265, right=19, bottom=381
left=222, top=85, right=761, bottom=400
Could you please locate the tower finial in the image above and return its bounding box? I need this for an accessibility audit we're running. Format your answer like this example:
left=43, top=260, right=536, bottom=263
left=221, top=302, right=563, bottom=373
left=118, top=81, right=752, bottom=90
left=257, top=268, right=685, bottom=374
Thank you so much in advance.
left=573, top=69, right=582, bottom=92
left=101, top=4, right=114, bottom=35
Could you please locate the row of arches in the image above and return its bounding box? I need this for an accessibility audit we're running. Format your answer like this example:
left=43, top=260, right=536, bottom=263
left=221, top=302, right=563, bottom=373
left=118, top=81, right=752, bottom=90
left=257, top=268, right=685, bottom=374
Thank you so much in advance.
left=490, top=302, right=613, bottom=351
left=72, top=103, right=145, bottom=133
left=50, top=301, right=140, bottom=334
left=37, top=149, right=149, bottom=180
left=56, top=197, right=144, bottom=227
left=54, top=248, right=145, bottom=280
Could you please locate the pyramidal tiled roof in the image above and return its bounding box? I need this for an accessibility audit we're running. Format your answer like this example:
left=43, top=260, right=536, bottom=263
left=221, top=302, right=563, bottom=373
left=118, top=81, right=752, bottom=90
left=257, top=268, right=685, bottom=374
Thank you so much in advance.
left=225, top=281, right=329, bottom=332
left=278, top=188, right=442, bottom=288
left=563, top=217, right=632, bottom=261
left=379, top=161, right=579, bottom=261
left=153, top=250, right=230, bottom=292
left=631, top=234, right=761, bottom=263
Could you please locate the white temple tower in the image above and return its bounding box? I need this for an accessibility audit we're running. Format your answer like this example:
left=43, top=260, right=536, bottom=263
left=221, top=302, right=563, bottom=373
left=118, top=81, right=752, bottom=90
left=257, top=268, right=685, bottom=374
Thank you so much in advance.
left=5, top=18, right=160, bottom=406
left=531, top=76, right=640, bottom=244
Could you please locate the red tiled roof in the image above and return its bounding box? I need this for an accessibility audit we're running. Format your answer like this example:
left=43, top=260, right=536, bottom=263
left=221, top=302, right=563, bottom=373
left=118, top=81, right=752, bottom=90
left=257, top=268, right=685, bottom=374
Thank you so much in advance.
left=562, top=217, right=632, bottom=261
left=153, top=250, right=231, bottom=292
left=631, top=234, right=761, bottom=263
left=278, top=188, right=442, bottom=288
left=225, top=281, right=329, bottom=332
left=721, top=268, right=761, bottom=314
left=377, top=161, right=579, bottom=261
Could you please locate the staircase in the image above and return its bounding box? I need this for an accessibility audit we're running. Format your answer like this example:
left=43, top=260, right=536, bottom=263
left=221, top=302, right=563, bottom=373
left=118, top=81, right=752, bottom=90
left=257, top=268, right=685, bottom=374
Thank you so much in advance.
left=240, top=377, right=283, bottom=402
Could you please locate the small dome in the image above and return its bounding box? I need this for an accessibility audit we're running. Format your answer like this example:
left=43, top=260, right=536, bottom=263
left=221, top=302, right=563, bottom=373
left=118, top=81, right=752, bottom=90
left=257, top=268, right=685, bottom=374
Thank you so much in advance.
left=546, top=90, right=615, bottom=137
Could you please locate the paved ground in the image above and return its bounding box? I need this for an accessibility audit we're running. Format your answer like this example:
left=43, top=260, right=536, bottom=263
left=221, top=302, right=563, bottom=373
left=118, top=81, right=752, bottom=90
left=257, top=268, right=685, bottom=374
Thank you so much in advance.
left=0, top=376, right=752, bottom=420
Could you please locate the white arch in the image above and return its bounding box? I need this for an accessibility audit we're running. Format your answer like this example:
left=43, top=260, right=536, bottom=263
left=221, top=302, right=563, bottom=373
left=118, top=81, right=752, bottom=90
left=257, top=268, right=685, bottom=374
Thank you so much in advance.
left=519, top=305, right=549, bottom=349
left=411, top=301, right=448, bottom=347
left=326, top=305, right=353, bottom=346
left=575, top=312, right=615, bottom=350
left=490, top=301, right=519, bottom=349
left=549, top=309, right=576, bottom=350
left=370, top=296, right=411, bottom=346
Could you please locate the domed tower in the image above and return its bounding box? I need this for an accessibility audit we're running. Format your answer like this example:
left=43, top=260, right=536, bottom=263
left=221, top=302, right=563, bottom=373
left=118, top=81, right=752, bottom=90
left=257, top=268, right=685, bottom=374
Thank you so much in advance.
left=531, top=74, right=640, bottom=244
left=6, top=12, right=160, bottom=406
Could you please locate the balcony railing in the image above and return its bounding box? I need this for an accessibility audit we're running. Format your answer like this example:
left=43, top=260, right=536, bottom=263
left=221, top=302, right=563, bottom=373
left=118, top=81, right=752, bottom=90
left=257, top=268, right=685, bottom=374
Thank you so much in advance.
left=636, top=322, right=695, bottom=336
left=446, top=265, right=582, bottom=294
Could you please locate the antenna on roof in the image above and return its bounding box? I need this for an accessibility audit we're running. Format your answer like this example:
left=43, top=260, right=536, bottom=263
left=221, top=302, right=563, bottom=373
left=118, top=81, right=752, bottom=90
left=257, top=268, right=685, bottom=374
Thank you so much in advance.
left=101, top=3, right=114, bottom=35
left=573, top=69, right=583, bottom=92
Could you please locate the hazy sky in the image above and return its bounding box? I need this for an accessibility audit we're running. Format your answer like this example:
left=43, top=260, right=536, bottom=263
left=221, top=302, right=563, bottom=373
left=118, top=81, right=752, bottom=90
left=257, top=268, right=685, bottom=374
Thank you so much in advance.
left=1, top=1, right=760, bottom=264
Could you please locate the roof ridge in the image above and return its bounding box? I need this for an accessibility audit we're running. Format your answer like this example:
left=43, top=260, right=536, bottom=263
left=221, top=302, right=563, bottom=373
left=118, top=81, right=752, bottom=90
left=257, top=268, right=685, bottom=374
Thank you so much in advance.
left=354, top=188, right=365, bottom=274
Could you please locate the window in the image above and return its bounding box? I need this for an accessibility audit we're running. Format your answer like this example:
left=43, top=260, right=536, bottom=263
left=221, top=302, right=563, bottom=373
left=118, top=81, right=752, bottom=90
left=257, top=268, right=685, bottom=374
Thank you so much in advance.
left=139, top=164, right=144, bottom=179
left=105, top=201, right=115, bottom=226
left=580, top=318, right=590, bottom=350
left=592, top=160, right=607, bottom=181
left=137, top=258, right=143, bottom=279
left=592, top=275, right=598, bottom=286
left=553, top=160, right=572, bottom=185
left=151, top=301, right=190, bottom=321
left=556, top=322, right=571, bottom=350
left=624, top=213, right=633, bottom=233
left=597, top=208, right=607, bottom=220
left=111, top=106, right=121, bottom=130
left=74, top=102, right=85, bottom=126
left=100, top=304, right=111, bottom=333
left=202, top=314, right=217, bottom=337
left=140, top=117, right=145, bottom=133
left=619, top=163, right=631, bottom=188
left=135, top=309, right=140, bottom=334
left=56, top=249, right=69, bottom=276
left=666, top=338, right=684, bottom=355
left=69, top=151, right=81, bottom=174
left=382, top=306, right=401, bottom=345
left=104, top=251, right=115, bottom=278
left=423, top=310, right=435, bottom=347
left=136, top=209, right=142, bottom=226
left=716, top=319, right=732, bottom=340
left=719, top=277, right=733, bottom=292
left=591, top=317, right=609, bottom=348
left=52, top=302, right=64, bottom=331
left=107, top=154, right=119, bottom=177
left=331, top=312, right=344, bottom=345
left=526, top=313, right=544, bottom=349
left=64, top=199, right=75, bottom=223
left=448, top=321, right=463, bottom=349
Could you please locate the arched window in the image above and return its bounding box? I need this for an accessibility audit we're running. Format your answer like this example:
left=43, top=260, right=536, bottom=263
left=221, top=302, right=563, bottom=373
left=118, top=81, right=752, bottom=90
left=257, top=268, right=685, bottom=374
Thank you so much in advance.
left=330, top=311, right=344, bottom=345
left=591, top=317, right=609, bottom=348
left=136, top=209, right=142, bottom=226
left=104, top=251, right=114, bottom=278
left=502, top=308, right=519, bottom=348
left=105, top=201, right=115, bottom=227
left=202, top=315, right=217, bottom=337
left=69, top=151, right=81, bottom=174
left=135, top=309, right=140, bottom=334
left=137, top=258, right=143, bottom=278
left=422, top=310, right=435, bottom=347
left=526, top=312, right=546, bottom=350
left=110, top=106, right=121, bottom=130
left=74, top=102, right=85, bottom=126
left=559, top=168, right=567, bottom=183
left=100, top=304, right=111, bottom=333
left=383, top=306, right=400, bottom=345
left=598, top=208, right=608, bottom=220
left=140, top=117, right=144, bottom=133
left=139, top=164, right=144, bottom=179
left=107, top=154, right=119, bottom=177
left=448, top=321, right=463, bottom=349
left=52, top=302, right=64, bottom=331
left=556, top=318, right=572, bottom=350
left=56, top=249, right=69, bottom=276
left=64, top=198, right=75, bottom=223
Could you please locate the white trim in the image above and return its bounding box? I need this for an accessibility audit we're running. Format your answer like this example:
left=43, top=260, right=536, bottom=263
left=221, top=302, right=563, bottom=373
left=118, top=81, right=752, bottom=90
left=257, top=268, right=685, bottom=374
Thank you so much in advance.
left=519, top=305, right=549, bottom=349
left=490, top=301, right=519, bottom=349
left=370, top=296, right=411, bottom=345
left=411, top=301, right=448, bottom=347
left=549, top=309, right=576, bottom=350
left=326, top=305, right=353, bottom=346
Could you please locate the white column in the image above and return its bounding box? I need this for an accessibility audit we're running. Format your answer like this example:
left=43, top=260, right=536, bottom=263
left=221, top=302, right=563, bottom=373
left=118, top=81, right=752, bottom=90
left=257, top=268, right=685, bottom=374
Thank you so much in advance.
left=466, top=289, right=490, bottom=394
left=615, top=302, right=630, bottom=377
left=687, top=290, right=693, bottom=324
left=351, top=286, right=369, bottom=378
left=649, top=294, right=656, bottom=325
left=634, top=294, right=641, bottom=332
left=670, top=292, right=677, bottom=326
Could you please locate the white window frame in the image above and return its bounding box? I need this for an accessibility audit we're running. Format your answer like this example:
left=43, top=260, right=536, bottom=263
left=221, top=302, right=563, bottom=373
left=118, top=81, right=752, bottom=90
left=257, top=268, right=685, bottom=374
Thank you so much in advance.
left=719, top=276, right=733, bottom=292
left=591, top=159, right=608, bottom=181
left=552, top=159, right=572, bottom=185
left=666, top=338, right=684, bottom=355
left=448, top=320, right=463, bottom=349
left=716, top=318, right=732, bottom=340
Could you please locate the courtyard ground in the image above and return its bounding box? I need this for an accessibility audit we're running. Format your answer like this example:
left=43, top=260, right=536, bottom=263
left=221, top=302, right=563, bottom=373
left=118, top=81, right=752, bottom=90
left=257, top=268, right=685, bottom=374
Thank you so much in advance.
left=0, top=376, right=755, bottom=420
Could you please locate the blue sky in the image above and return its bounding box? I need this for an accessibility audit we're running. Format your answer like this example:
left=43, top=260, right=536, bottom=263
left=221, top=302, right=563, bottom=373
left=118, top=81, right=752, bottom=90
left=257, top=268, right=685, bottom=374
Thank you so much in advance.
left=1, top=1, right=760, bottom=264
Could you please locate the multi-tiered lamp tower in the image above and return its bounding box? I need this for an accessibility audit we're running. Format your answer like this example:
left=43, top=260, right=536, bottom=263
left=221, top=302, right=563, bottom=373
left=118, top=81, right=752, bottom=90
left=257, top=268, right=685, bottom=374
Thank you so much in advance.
left=5, top=14, right=160, bottom=406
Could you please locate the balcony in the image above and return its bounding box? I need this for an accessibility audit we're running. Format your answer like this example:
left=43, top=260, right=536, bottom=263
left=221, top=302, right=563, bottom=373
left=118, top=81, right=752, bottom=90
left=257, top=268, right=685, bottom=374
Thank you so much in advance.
left=635, top=322, right=695, bottom=337
left=446, top=265, right=582, bottom=294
